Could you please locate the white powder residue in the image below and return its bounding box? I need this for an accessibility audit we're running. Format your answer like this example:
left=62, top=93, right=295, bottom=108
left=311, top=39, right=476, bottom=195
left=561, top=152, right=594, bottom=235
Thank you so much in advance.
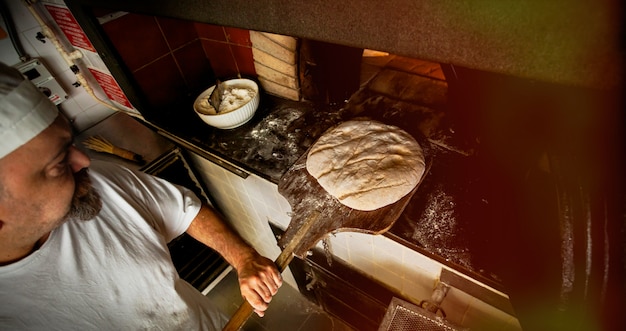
left=411, top=182, right=473, bottom=269
left=245, top=107, right=306, bottom=165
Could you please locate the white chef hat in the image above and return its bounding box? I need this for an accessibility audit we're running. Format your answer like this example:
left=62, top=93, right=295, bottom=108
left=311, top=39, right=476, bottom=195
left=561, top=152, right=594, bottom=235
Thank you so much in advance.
left=0, top=61, right=58, bottom=159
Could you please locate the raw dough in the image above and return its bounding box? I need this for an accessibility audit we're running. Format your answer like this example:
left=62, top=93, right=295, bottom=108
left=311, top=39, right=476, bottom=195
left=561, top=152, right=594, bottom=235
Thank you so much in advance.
left=195, top=86, right=255, bottom=115
left=218, top=86, right=255, bottom=114
left=306, top=120, right=425, bottom=211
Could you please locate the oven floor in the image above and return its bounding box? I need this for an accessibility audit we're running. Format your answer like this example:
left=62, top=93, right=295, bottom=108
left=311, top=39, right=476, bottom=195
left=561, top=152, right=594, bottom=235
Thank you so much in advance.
left=205, top=268, right=355, bottom=330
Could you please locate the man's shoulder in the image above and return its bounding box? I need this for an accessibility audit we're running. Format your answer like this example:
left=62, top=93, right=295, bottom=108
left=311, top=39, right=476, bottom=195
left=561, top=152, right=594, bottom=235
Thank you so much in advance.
left=89, top=159, right=130, bottom=173
left=88, top=159, right=142, bottom=183
left=87, top=160, right=145, bottom=194
left=88, top=159, right=177, bottom=197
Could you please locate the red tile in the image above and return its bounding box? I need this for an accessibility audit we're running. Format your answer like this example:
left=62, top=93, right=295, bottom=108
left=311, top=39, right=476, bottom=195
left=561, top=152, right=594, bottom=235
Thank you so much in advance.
left=224, top=27, right=251, bottom=47
left=132, top=55, right=186, bottom=108
left=101, top=13, right=170, bottom=72
left=201, top=40, right=238, bottom=79
left=157, top=16, right=198, bottom=50
left=174, top=40, right=215, bottom=91
left=230, top=45, right=256, bottom=77
left=194, top=22, right=227, bottom=42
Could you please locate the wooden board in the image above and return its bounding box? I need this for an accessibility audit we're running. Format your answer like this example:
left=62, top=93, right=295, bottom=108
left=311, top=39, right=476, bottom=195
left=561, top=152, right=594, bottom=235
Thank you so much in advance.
left=277, top=150, right=423, bottom=257
left=224, top=138, right=429, bottom=331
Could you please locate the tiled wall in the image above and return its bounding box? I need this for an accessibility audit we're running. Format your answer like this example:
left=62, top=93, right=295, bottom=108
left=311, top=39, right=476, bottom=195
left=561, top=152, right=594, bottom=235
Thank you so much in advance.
left=1, top=1, right=115, bottom=131
left=99, top=11, right=255, bottom=109
left=99, top=11, right=303, bottom=108
left=187, top=152, right=298, bottom=289
left=196, top=23, right=256, bottom=78
left=188, top=152, right=522, bottom=330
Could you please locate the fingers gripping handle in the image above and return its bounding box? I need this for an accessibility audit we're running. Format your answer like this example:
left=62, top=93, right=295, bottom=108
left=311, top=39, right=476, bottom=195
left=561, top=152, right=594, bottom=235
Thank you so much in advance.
left=222, top=211, right=322, bottom=331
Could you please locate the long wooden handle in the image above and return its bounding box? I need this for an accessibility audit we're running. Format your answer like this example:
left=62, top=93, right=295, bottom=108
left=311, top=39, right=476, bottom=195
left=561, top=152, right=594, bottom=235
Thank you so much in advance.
left=222, top=210, right=322, bottom=331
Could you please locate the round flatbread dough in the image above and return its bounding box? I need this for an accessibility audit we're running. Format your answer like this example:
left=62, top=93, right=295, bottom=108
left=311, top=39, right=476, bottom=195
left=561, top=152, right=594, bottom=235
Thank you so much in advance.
left=306, top=120, right=425, bottom=211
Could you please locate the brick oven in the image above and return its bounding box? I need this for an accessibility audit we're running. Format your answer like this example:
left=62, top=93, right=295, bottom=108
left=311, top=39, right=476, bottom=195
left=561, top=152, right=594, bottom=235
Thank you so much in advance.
left=58, top=1, right=624, bottom=330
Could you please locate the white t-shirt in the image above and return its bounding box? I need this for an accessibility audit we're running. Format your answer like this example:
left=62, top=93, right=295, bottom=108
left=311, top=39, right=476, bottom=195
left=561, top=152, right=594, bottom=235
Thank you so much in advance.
left=0, top=160, right=227, bottom=330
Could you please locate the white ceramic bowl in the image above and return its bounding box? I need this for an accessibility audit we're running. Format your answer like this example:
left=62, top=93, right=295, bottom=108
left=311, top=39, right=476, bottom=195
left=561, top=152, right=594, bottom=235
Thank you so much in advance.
left=193, top=78, right=260, bottom=129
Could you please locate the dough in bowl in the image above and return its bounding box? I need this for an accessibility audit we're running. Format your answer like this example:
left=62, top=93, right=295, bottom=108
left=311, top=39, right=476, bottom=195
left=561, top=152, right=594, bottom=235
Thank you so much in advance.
left=306, top=120, right=425, bottom=211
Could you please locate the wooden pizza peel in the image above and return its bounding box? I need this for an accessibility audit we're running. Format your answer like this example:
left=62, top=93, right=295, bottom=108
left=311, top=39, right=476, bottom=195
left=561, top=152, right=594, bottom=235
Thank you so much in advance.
left=223, top=146, right=428, bottom=331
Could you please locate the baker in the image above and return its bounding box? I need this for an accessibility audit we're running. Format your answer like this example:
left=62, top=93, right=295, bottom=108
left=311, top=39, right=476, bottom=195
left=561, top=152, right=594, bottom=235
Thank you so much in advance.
left=0, top=61, right=282, bottom=330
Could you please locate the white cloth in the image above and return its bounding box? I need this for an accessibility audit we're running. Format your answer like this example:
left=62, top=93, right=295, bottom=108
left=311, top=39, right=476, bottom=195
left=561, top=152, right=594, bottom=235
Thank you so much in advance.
left=0, top=160, right=227, bottom=330
left=0, top=62, right=58, bottom=159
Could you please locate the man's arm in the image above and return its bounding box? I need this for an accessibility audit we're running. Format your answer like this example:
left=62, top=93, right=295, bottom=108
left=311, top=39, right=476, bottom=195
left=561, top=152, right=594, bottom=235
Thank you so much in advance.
left=185, top=203, right=282, bottom=317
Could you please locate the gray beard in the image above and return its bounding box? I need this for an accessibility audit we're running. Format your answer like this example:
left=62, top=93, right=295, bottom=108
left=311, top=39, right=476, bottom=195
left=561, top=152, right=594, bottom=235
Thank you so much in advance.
left=65, top=168, right=102, bottom=221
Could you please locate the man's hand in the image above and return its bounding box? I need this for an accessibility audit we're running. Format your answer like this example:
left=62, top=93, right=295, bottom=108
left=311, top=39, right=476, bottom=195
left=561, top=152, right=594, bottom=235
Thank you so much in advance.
left=236, top=254, right=283, bottom=317
left=185, top=204, right=283, bottom=317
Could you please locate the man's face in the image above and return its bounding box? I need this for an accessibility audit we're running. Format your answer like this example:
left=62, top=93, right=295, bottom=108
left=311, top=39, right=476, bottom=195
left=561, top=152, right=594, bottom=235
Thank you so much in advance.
left=0, top=115, right=100, bottom=259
